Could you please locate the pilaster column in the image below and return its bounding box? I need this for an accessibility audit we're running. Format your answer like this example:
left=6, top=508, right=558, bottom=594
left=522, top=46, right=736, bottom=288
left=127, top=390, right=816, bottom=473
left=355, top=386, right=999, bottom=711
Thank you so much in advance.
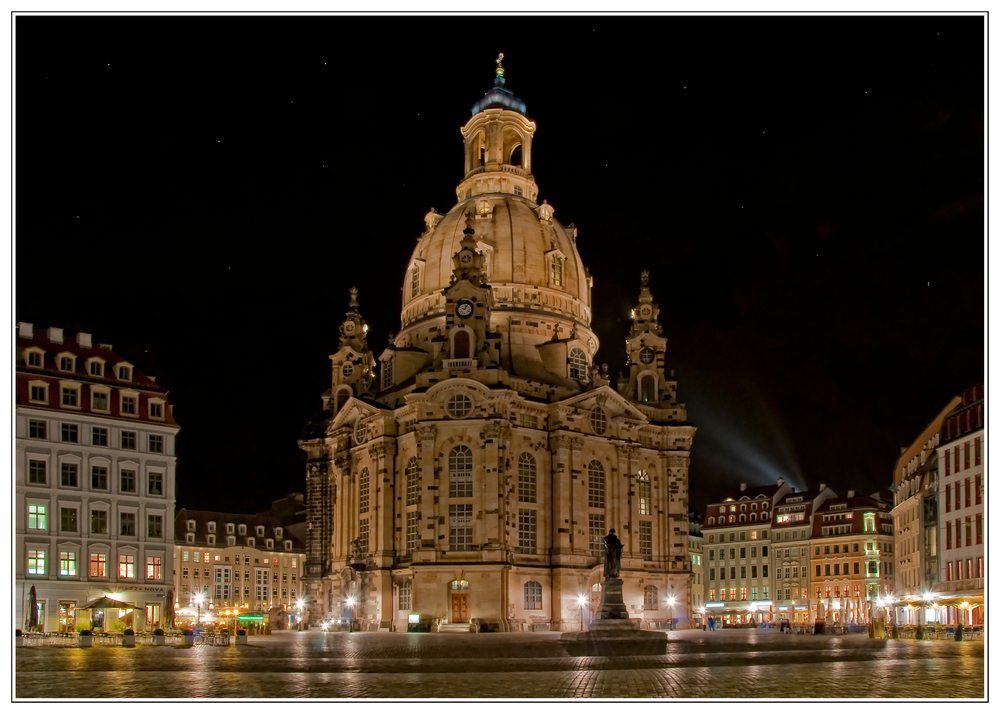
left=416, top=426, right=437, bottom=549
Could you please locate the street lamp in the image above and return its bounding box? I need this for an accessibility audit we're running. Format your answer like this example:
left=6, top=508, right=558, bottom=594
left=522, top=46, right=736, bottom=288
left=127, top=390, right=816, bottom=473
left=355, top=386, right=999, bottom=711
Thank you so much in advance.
left=346, top=597, right=356, bottom=631
left=193, top=593, right=204, bottom=632
left=577, top=595, right=588, bottom=632
left=666, top=596, right=677, bottom=630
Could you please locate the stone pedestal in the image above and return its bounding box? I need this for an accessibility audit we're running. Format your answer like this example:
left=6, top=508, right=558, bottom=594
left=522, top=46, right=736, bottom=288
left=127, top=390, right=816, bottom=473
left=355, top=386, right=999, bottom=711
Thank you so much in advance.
left=597, top=578, right=629, bottom=621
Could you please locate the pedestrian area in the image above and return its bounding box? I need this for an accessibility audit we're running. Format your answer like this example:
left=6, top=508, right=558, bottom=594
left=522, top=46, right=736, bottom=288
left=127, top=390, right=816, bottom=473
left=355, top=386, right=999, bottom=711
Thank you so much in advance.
left=15, top=628, right=985, bottom=700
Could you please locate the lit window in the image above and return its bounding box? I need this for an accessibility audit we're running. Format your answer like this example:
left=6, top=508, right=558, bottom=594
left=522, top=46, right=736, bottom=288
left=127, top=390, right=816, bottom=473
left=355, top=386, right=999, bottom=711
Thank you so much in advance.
left=27, top=549, right=46, bottom=575
left=550, top=254, right=563, bottom=286
left=637, top=471, right=651, bottom=515
left=524, top=581, right=542, bottom=609
left=90, top=552, right=107, bottom=577
left=60, top=551, right=77, bottom=576
left=119, top=554, right=135, bottom=578
left=147, top=556, right=162, bottom=580
left=28, top=504, right=47, bottom=530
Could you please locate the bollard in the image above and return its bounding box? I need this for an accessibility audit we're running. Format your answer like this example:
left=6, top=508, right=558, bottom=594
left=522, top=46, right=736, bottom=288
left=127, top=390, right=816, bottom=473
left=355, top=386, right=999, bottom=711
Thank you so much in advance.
left=955, top=624, right=964, bottom=641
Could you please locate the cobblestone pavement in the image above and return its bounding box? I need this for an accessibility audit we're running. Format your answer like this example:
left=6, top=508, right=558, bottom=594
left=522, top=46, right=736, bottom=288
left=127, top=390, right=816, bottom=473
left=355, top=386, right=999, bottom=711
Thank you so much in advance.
left=15, top=629, right=985, bottom=699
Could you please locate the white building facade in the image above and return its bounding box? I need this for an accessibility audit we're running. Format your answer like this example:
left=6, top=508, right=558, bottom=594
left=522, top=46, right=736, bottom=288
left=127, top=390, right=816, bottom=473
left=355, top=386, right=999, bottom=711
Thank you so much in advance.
left=299, top=62, right=696, bottom=633
left=15, top=323, right=179, bottom=632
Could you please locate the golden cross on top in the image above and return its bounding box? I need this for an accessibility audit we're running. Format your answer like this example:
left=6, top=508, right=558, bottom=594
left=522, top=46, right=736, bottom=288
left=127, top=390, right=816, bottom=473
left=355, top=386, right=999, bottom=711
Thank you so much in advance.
left=495, top=53, right=505, bottom=77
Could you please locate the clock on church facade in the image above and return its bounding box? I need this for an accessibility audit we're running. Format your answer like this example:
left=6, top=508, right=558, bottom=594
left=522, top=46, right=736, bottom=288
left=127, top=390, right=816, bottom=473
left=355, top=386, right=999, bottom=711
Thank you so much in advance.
left=299, top=58, right=696, bottom=633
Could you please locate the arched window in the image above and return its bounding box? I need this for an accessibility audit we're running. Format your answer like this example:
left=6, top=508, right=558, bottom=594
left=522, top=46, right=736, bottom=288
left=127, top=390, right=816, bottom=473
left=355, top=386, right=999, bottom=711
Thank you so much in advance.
left=569, top=348, right=587, bottom=380
left=358, top=468, right=370, bottom=514
left=644, top=585, right=658, bottom=610
left=588, top=460, right=605, bottom=509
left=751, top=503, right=757, bottom=511
left=335, top=388, right=350, bottom=413
left=524, top=581, right=542, bottom=609
left=637, top=470, right=651, bottom=515
left=453, top=330, right=471, bottom=359
left=518, top=453, right=536, bottom=503
left=750, top=513, right=757, bottom=521
left=550, top=255, right=563, bottom=286
left=708, top=517, right=715, bottom=525
left=729, top=515, right=735, bottom=524
left=590, top=406, right=607, bottom=435
left=410, top=265, right=420, bottom=298
left=739, top=514, right=746, bottom=522
left=405, top=458, right=420, bottom=506
left=382, top=357, right=393, bottom=389
left=449, top=446, right=473, bottom=498
left=640, top=374, right=656, bottom=402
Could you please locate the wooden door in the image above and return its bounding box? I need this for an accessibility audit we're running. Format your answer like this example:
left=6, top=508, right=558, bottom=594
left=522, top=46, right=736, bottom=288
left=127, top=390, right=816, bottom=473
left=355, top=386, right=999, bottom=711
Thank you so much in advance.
left=451, top=593, right=469, bottom=622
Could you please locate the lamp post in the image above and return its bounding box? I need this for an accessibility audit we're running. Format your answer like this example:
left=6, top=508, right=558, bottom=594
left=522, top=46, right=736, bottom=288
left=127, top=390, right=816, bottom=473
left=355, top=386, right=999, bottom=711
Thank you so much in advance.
left=295, top=598, right=306, bottom=630
left=577, top=595, right=588, bottom=632
left=346, top=597, right=356, bottom=632
left=666, top=596, right=676, bottom=630
left=193, top=593, right=204, bottom=633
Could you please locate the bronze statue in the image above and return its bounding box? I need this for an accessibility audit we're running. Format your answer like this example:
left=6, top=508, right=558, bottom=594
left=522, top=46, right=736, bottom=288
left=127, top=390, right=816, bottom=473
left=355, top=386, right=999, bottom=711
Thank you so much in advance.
left=603, top=529, right=623, bottom=579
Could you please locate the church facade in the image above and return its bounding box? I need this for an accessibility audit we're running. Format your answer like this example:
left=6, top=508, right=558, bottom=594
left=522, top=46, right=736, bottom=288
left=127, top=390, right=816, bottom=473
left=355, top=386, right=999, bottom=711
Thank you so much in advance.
left=299, top=60, right=696, bottom=633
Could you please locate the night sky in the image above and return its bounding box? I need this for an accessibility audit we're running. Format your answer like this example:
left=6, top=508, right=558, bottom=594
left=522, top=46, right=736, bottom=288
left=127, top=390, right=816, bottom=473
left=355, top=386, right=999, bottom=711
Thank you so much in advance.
left=15, top=15, right=985, bottom=516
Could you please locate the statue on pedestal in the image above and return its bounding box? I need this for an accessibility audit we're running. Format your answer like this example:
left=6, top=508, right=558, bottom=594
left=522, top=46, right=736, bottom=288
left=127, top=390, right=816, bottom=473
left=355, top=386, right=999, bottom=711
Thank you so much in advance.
left=603, top=529, right=623, bottom=580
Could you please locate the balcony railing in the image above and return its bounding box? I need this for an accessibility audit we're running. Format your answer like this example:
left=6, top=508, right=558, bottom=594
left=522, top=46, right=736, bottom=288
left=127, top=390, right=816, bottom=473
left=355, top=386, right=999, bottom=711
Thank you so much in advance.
left=442, top=358, right=478, bottom=369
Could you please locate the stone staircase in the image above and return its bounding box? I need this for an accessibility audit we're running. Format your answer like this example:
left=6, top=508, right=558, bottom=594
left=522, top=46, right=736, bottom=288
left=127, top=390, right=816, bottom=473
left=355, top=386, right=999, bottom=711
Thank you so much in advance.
left=438, top=622, right=473, bottom=633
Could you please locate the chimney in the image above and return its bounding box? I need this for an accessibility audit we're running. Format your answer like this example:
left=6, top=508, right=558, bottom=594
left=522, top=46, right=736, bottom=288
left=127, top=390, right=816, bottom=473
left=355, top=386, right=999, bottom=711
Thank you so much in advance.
left=847, top=489, right=855, bottom=498
left=99, top=343, right=113, bottom=350
left=47, top=326, right=64, bottom=344
left=77, top=332, right=92, bottom=348
left=819, top=483, right=826, bottom=492
left=777, top=477, right=785, bottom=486
left=740, top=482, right=746, bottom=491
left=18, top=322, right=33, bottom=338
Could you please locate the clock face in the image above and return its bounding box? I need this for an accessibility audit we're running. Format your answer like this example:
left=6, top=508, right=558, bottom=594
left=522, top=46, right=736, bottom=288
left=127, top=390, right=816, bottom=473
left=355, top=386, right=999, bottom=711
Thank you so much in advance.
left=639, top=305, right=652, bottom=319
left=460, top=252, right=473, bottom=265
left=344, top=322, right=356, bottom=334
left=456, top=300, right=474, bottom=318
left=640, top=347, right=655, bottom=364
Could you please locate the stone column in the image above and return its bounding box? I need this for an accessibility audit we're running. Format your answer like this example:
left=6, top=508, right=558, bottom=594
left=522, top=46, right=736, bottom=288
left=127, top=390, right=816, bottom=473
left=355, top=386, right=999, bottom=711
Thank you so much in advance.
left=416, top=426, right=437, bottom=551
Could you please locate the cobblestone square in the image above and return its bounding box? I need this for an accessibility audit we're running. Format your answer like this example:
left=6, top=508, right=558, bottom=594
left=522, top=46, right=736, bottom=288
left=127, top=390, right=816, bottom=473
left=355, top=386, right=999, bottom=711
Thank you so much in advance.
left=14, top=628, right=986, bottom=699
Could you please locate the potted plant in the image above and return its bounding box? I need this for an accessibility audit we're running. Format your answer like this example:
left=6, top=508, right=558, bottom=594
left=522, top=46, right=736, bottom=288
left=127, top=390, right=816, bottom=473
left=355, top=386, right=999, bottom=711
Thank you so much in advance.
left=122, top=628, right=136, bottom=646
left=182, top=628, right=195, bottom=646
left=235, top=628, right=247, bottom=645
left=153, top=628, right=165, bottom=645
left=78, top=629, right=93, bottom=647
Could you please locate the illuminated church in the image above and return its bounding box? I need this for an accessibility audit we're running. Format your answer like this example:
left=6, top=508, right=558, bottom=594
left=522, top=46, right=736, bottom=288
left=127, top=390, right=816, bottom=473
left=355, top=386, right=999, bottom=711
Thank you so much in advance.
left=299, top=57, right=696, bottom=632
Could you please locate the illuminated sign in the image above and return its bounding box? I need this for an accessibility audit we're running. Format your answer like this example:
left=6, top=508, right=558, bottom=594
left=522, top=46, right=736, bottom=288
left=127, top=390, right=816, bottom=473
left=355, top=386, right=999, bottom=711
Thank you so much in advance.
left=751, top=601, right=773, bottom=607
left=704, top=602, right=724, bottom=608
left=236, top=615, right=264, bottom=621
left=408, top=613, right=420, bottom=624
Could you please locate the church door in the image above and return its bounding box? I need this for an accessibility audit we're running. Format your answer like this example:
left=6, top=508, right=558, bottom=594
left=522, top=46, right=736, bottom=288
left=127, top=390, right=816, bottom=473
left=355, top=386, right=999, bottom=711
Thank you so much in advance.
left=451, top=593, right=469, bottom=623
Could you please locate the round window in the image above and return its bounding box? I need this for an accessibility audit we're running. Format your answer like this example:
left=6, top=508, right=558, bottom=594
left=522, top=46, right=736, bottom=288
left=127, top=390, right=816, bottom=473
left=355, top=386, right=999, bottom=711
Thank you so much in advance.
left=342, top=363, right=354, bottom=377
left=590, top=407, right=608, bottom=435
left=639, top=347, right=655, bottom=364
left=354, top=421, right=368, bottom=444
left=447, top=394, right=474, bottom=419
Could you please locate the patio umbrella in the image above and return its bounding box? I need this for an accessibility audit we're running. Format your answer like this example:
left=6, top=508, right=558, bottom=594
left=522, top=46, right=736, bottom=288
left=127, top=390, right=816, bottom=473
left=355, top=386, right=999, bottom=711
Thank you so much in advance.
left=81, top=596, right=136, bottom=610
left=27, top=586, right=38, bottom=631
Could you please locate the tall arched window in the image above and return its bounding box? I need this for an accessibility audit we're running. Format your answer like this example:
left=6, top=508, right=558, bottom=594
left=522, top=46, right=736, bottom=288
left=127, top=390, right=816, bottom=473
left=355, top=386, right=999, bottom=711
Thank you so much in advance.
left=382, top=357, right=393, bottom=389
left=550, top=255, right=563, bottom=286
left=509, top=144, right=523, bottom=167
left=588, top=460, right=605, bottom=509
left=524, top=581, right=542, bottom=609
left=644, top=585, right=658, bottom=610
left=569, top=348, right=587, bottom=380
left=449, top=446, right=473, bottom=498
left=335, top=388, right=350, bottom=413
left=358, top=467, right=370, bottom=514
left=637, top=470, right=651, bottom=515
left=410, top=265, right=420, bottom=298
left=453, top=330, right=471, bottom=359
left=518, top=453, right=536, bottom=503
left=640, top=374, right=656, bottom=402
left=405, top=457, right=420, bottom=506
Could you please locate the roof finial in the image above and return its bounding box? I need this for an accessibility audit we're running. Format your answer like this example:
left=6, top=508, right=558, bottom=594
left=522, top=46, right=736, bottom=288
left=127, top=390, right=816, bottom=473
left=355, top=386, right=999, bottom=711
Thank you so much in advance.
left=640, top=270, right=650, bottom=288
left=349, top=286, right=359, bottom=309
left=495, top=52, right=505, bottom=87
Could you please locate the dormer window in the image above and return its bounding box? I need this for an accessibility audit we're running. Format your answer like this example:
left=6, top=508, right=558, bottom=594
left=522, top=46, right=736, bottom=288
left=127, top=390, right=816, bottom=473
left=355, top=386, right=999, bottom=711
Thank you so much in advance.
left=247, top=537, right=255, bottom=547
left=266, top=539, right=274, bottom=550
left=149, top=400, right=164, bottom=419
left=238, top=524, right=247, bottom=535
left=226, top=523, right=235, bottom=534
left=207, top=522, right=216, bottom=533
left=58, top=353, right=75, bottom=372
left=207, top=534, right=215, bottom=545
left=187, top=520, right=196, bottom=532
left=568, top=348, right=588, bottom=381
left=275, top=527, right=283, bottom=539
left=118, top=364, right=132, bottom=381
left=228, top=536, right=236, bottom=546
left=284, top=540, right=292, bottom=551
left=550, top=254, right=563, bottom=286
left=186, top=533, right=195, bottom=544
left=26, top=349, right=43, bottom=367
left=256, top=525, right=265, bottom=537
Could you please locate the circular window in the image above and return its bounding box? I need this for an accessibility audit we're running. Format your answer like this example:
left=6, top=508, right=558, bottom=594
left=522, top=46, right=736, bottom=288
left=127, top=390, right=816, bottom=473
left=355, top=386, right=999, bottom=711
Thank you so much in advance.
left=639, top=347, right=655, bottom=364
left=354, top=421, right=368, bottom=444
left=447, top=394, right=474, bottom=419
left=590, top=407, right=607, bottom=435
left=342, top=363, right=354, bottom=377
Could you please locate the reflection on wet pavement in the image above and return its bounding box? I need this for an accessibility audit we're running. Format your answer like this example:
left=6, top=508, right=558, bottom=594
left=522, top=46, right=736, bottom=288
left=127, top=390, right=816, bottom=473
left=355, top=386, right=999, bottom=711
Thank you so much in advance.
left=15, top=629, right=985, bottom=699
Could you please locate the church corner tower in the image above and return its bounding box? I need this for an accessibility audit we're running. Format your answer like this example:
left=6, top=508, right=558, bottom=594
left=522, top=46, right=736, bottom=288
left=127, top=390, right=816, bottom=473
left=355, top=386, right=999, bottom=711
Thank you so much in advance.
left=301, top=57, right=696, bottom=634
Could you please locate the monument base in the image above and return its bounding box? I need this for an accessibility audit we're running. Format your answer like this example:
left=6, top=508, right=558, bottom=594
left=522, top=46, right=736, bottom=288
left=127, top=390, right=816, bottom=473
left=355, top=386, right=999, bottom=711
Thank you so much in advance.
left=561, top=582, right=667, bottom=656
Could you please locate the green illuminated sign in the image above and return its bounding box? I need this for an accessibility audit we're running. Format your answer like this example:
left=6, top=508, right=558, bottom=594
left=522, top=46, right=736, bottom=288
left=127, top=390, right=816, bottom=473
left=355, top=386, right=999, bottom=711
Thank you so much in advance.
left=236, top=615, right=264, bottom=621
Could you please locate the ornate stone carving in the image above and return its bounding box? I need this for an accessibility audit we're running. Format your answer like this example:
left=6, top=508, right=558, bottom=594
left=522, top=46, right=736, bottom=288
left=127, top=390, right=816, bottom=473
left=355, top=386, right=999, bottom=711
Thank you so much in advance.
left=481, top=422, right=511, bottom=441
left=416, top=425, right=437, bottom=442
left=666, top=453, right=690, bottom=468
left=616, top=444, right=636, bottom=459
